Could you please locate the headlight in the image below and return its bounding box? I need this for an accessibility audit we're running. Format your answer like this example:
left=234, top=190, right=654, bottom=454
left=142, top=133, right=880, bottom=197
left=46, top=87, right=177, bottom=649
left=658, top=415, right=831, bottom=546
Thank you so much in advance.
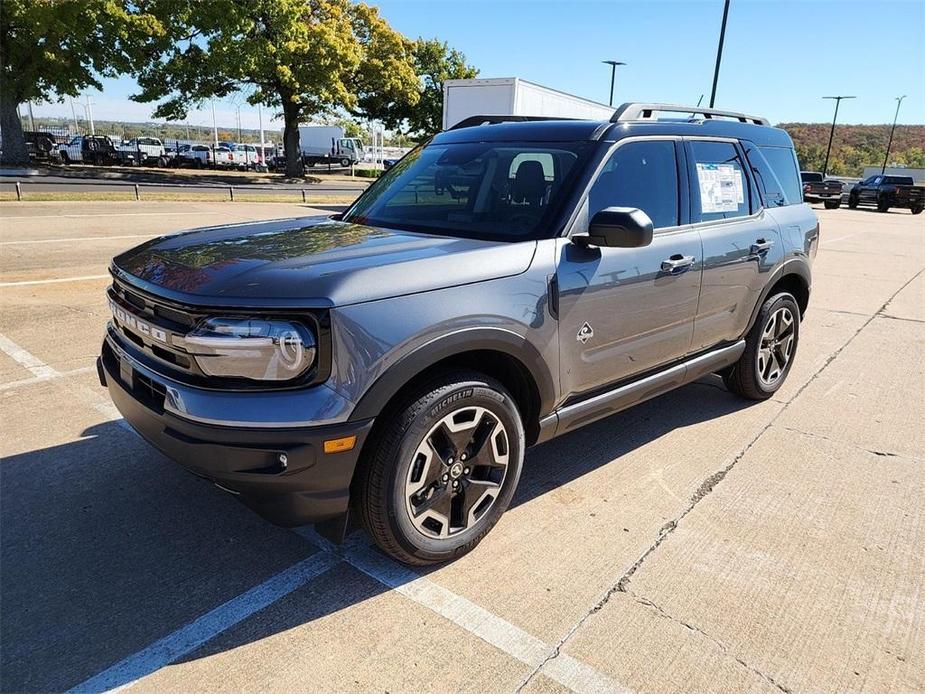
left=182, top=318, right=316, bottom=381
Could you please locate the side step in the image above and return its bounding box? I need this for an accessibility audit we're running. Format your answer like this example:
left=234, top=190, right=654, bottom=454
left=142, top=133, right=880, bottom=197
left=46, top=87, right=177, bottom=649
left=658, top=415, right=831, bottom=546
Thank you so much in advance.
left=554, top=341, right=746, bottom=435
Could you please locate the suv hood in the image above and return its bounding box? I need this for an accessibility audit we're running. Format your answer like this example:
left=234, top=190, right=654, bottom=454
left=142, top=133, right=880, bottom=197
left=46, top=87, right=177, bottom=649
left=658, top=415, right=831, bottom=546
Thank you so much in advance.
left=112, top=216, right=537, bottom=308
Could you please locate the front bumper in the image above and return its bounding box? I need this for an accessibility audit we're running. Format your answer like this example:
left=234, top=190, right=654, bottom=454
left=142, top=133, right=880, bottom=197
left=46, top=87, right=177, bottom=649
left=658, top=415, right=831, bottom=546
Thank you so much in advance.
left=98, top=335, right=373, bottom=526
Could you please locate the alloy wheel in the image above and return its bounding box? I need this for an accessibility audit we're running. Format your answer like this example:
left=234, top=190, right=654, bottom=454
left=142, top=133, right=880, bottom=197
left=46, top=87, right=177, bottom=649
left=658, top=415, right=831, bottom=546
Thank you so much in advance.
left=757, top=306, right=796, bottom=387
left=404, top=406, right=510, bottom=539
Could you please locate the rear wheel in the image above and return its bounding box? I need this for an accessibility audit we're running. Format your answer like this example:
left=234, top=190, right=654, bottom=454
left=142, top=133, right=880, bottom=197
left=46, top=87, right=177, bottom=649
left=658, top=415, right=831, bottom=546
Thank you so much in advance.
left=355, top=370, right=525, bottom=565
left=877, top=195, right=890, bottom=213
left=911, top=205, right=923, bottom=215
left=340, top=157, right=351, bottom=168
left=724, top=293, right=800, bottom=400
left=848, top=193, right=858, bottom=209
left=823, top=200, right=840, bottom=210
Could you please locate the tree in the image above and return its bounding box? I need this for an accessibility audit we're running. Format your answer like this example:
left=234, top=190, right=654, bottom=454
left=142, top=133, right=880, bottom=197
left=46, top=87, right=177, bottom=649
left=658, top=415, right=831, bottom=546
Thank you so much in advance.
left=136, top=0, right=419, bottom=177
left=405, top=38, right=478, bottom=137
left=0, top=0, right=165, bottom=165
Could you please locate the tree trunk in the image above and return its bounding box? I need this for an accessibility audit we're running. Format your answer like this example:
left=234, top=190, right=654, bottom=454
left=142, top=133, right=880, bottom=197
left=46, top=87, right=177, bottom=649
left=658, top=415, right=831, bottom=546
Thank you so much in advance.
left=281, top=98, right=303, bottom=179
left=0, top=95, right=30, bottom=167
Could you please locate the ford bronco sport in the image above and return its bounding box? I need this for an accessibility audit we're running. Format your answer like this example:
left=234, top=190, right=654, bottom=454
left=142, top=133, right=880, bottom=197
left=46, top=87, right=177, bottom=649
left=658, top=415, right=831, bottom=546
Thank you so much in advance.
left=99, top=103, right=818, bottom=565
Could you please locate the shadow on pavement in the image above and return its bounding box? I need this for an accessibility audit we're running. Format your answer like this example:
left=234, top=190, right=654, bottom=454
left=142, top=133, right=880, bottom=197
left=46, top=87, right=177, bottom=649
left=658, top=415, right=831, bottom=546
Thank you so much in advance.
left=0, top=376, right=751, bottom=691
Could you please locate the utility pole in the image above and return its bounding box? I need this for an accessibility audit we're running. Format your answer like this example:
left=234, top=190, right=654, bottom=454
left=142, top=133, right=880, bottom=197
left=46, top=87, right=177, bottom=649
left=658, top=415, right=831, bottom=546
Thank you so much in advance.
left=709, top=0, right=731, bottom=107
left=27, top=102, right=36, bottom=131
left=881, top=95, right=907, bottom=174
left=69, top=97, right=79, bottom=134
left=211, top=99, right=219, bottom=147
left=236, top=105, right=242, bottom=142
left=85, top=95, right=95, bottom=135
left=821, top=95, right=855, bottom=177
left=601, top=60, right=626, bottom=107
left=258, top=103, right=265, bottom=166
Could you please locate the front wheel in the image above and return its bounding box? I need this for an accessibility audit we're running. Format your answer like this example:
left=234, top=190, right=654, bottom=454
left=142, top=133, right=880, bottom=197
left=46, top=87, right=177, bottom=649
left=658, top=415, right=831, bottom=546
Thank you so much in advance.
left=724, top=293, right=800, bottom=400
left=340, top=157, right=351, bottom=168
left=877, top=196, right=890, bottom=213
left=911, top=205, right=923, bottom=215
left=355, top=371, right=525, bottom=565
left=848, top=194, right=858, bottom=209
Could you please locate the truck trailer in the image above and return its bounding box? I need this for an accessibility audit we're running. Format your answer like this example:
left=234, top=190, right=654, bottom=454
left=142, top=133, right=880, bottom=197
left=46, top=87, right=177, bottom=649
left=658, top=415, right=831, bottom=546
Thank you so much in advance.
left=442, top=77, right=615, bottom=131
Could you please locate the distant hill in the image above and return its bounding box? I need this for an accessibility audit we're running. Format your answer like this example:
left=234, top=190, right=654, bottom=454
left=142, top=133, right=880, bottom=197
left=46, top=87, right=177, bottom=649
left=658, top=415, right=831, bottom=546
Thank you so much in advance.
left=779, top=123, right=925, bottom=176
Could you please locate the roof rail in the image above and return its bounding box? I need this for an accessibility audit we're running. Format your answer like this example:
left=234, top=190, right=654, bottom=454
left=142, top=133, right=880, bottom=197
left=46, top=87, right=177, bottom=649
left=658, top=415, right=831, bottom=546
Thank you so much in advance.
left=611, top=103, right=769, bottom=126
left=449, top=115, right=577, bottom=130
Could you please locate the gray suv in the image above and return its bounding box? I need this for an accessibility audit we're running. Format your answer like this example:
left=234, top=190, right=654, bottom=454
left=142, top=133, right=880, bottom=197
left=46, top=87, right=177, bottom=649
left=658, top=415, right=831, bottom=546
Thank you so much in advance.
left=98, top=103, right=819, bottom=565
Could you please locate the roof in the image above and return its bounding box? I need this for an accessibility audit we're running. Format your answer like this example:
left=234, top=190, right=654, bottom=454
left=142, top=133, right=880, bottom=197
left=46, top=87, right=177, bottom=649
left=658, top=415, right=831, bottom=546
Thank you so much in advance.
left=433, top=117, right=793, bottom=148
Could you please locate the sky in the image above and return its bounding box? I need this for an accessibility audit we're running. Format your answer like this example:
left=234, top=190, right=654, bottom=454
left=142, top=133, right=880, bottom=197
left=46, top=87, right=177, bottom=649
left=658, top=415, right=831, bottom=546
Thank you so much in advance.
left=28, top=0, right=925, bottom=133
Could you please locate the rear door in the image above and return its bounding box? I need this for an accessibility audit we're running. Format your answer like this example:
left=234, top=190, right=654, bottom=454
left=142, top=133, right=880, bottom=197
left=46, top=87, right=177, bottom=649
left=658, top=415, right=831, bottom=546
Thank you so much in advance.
left=686, top=139, right=782, bottom=351
left=556, top=137, right=702, bottom=400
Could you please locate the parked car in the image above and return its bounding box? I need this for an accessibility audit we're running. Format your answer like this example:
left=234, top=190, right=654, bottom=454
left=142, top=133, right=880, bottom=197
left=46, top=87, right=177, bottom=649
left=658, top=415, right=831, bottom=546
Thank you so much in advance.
left=177, top=144, right=214, bottom=168
left=847, top=174, right=924, bottom=214
left=122, top=137, right=167, bottom=167
left=59, top=135, right=134, bottom=166
left=800, top=171, right=843, bottom=209
left=98, top=103, right=818, bottom=565
left=23, top=131, right=59, bottom=161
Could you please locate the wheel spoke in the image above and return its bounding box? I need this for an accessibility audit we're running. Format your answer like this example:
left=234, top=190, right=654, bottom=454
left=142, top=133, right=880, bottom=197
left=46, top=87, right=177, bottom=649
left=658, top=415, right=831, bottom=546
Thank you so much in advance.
left=411, top=483, right=452, bottom=521
left=459, top=480, right=496, bottom=528
left=775, top=310, right=793, bottom=338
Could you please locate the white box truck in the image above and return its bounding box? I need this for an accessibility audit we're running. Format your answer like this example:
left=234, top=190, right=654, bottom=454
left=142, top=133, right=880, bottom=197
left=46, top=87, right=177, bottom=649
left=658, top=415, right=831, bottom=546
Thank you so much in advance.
left=442, top=77, right=615, bottom=131
left=298, top=125, right=363, bottom=168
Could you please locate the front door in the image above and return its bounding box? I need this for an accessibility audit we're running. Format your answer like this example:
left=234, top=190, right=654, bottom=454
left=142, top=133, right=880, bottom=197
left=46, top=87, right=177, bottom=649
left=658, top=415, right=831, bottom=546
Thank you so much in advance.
left=556, top=138, right=702, bottom=401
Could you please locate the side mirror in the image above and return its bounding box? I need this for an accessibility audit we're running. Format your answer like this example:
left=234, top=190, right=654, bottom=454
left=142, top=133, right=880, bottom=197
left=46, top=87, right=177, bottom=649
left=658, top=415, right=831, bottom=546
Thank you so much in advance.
left=573, top=207, right=654, bottom=248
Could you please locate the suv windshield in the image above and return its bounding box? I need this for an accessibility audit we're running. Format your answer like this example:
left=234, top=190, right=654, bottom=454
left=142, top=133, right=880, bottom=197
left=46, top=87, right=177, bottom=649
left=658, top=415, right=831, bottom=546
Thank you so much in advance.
left=343, top=141, right=592, bottom=241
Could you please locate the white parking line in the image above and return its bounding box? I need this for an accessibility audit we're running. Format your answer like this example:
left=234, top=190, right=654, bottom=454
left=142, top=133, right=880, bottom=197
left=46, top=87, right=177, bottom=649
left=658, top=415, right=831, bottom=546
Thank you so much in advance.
left=0, top=364, right=95, bottom=392
left=0, top=274, right=109, bottom=287
left=0, top=331, right=58, bottom=378
left=0, top=234, right=156, bottom=246
left=66, top=551, right=342, bottom=694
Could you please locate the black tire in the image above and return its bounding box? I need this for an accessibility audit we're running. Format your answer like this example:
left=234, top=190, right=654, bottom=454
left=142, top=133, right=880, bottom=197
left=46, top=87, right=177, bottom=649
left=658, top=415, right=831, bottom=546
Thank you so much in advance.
left=340, top=157, right=351, bottom=168
left=61, top=152, right=70, bottom=165
left=848, top=193, right=858, bottom=209
left=306, top=160, right=315, bottom=168
left=877, top=196, right=890, bottom=213
left=824, top=200, right=840, bottom=210
left=355, top=370, right=525, bottom=565
left=723, top=293, right=800, bottom=400
left=911, top=205, right=923, bottom=215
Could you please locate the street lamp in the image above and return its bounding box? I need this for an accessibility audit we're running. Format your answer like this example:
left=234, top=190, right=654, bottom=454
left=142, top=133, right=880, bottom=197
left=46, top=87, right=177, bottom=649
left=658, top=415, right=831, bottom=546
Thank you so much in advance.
left=821, top=95, right=855, bottom=177
left=881, top=95, right=907, bottom=174
left=602, top=60, right=626, bottom=107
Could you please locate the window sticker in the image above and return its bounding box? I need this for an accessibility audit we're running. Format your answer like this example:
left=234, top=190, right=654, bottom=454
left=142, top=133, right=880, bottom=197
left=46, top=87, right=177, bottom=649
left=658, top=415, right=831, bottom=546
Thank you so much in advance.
left=696, top=162, right=744, bottom=213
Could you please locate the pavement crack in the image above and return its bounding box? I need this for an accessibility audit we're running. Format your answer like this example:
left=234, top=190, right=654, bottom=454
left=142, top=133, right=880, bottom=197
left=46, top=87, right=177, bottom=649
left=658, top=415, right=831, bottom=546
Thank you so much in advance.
left=777, top=426, right=922, bottom=462
left=627, top=591, right=793, bottom=693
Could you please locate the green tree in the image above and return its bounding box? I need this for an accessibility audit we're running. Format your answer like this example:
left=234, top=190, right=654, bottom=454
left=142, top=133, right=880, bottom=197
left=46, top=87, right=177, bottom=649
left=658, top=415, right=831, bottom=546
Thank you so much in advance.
left=136, top=0, right=418, bottom=177
left=406, top=38, right=478, bottom=137
left=0, top=0, right=165, bottom=165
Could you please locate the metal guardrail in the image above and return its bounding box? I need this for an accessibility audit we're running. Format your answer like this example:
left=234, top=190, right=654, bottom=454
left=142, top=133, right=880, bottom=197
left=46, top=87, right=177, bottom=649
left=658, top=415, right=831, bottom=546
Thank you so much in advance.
left=0, top=177, right=366, bottom=202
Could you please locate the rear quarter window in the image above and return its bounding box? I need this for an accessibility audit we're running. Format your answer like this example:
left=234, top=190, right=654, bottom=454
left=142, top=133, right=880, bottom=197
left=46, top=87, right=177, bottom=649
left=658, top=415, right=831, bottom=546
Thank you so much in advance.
left=760, top=146, right=802, bottom=205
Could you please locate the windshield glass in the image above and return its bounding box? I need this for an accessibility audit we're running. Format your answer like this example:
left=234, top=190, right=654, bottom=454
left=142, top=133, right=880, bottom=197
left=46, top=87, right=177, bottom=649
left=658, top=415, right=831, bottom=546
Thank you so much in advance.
left=801, top=172, right=823, bottom=183
left=343, top=141, right=592, bottom=241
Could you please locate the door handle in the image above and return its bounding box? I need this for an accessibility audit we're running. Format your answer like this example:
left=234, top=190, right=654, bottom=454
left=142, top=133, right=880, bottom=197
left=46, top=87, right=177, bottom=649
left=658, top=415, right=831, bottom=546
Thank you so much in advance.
left=750, top=239, right=774, bottom=255
left=661, top=254, right=696, bottom=273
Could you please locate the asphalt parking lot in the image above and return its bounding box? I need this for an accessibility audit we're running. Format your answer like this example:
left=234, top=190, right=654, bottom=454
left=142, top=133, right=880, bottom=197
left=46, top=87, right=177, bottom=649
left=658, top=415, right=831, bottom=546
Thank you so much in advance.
left=1, top=201, right=922, bottom=693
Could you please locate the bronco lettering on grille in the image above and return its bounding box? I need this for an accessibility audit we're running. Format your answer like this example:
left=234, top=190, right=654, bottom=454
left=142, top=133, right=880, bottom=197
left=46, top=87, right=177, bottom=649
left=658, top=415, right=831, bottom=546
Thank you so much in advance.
left=109, top=299, right=169, bottom=344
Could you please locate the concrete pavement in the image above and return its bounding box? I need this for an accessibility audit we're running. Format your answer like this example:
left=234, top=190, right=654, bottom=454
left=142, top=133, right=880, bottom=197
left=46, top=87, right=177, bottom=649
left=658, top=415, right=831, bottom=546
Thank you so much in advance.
left=0, top=202, right=922, bottom=692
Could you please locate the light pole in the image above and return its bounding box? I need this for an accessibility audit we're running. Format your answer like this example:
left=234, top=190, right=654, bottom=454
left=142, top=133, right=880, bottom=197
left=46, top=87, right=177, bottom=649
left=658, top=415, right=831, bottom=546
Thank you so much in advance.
left=881, top=95, right=907, bottom=174
left=602, top=60, right=626, bottom=106
left=85, top=95, right=95, bottom=135
left=709, top=0, right=731, bottom=107
left=821, top=95, right=855, bottom=177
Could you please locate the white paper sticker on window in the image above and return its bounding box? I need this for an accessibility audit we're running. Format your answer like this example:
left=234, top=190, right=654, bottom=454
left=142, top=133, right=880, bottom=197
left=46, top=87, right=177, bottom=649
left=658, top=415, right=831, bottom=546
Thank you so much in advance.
left=696, top=163, right=743, bottom=213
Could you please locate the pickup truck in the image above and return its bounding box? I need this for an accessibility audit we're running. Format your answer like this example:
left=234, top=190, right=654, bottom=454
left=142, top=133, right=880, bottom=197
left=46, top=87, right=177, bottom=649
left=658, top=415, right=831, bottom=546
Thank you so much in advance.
left=122, top=137, right=168, bottom=167
left=848, top=175, right=924, bottom=214
left=800, top=171, right=843, bottom=209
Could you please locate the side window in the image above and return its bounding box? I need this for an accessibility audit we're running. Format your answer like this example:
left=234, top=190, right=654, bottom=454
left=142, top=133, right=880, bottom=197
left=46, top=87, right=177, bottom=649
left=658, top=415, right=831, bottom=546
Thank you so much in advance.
left=759, top=146, right=802, bottom=205
left=690, top=141, right=750, bottom=221
left=743, top=143, right=788, bottom=207
left=588, top=140, right=679, bottom=229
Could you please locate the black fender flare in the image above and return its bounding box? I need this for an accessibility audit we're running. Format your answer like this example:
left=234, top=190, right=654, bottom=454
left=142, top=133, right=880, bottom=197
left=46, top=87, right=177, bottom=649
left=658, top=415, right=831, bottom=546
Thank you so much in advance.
left=745, top=258, right=812, bottom=332
left=348, top=327, right=558, bottom=424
